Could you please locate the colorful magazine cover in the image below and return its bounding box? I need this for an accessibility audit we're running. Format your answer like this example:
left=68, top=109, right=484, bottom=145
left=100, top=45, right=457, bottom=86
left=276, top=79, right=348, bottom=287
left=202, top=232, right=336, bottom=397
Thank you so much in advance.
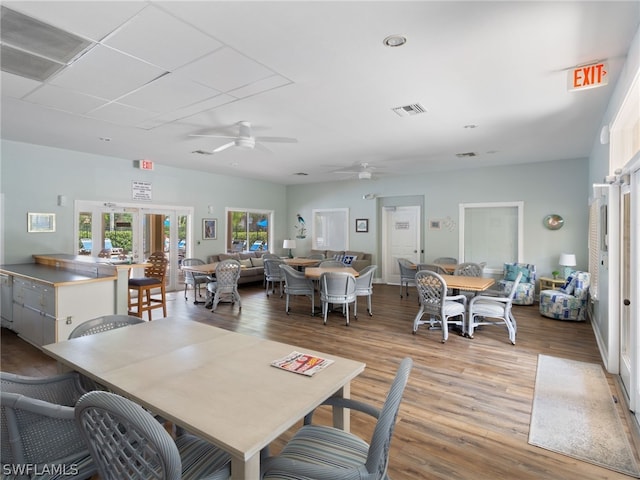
left=271, top=351, right=334, bottom=376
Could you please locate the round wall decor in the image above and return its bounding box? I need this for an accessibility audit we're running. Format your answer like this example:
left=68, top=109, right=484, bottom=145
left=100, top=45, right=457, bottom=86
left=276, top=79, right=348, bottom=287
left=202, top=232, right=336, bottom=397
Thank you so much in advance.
left=543, top=214, right=564, bottom=230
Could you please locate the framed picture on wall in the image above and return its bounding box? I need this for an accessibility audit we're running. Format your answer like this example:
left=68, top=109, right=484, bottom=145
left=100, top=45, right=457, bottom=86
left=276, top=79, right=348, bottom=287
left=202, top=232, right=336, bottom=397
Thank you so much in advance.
left=203, top=218, right=217, bottom=240
left=355, top=218, right=368, bottom=233
left=27, top=213, right=56, bottom=233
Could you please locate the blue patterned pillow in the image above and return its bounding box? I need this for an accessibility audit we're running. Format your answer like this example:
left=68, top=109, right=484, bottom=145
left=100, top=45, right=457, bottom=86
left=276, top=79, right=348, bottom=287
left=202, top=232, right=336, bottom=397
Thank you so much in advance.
left=333, top=254, right=345, bottom=262
left=504, top=264, right=527, bottom=282
left=560, top=274, right=575, bottom=295
left=342, top=255, right=357, bottom=266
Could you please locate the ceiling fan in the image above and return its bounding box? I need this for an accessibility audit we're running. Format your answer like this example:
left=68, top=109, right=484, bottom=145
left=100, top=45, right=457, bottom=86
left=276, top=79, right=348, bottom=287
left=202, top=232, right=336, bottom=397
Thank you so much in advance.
left=333, top=162, right=383, bottom=180
left=190, top=121, right=297, bottom=155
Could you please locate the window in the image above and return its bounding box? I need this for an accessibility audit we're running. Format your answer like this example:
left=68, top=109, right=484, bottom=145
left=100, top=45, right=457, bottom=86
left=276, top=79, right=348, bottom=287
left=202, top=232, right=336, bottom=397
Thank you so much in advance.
left=312, top=208, right=348, bottom=250
left=226, top=209, right=272, bottom=252
left=459, top=202, right=523, bottom=272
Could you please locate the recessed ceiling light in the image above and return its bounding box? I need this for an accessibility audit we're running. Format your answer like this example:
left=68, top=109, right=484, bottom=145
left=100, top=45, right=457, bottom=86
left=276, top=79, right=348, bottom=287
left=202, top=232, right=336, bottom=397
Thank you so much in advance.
left=383, top=35, right=407, bottom=47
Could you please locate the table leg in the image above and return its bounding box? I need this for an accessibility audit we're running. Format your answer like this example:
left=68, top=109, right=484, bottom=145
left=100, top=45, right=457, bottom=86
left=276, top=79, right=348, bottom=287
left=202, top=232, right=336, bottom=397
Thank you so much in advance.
left=332, top=384, right=351, bottom=432
left=231, top=452, right=259, bottom=480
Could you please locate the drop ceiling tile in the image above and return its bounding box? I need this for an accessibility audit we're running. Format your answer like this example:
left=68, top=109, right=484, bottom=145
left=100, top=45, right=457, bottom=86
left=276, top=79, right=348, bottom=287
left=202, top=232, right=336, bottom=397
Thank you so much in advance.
left=24, top=84, right=107, bottom=114
left=137, top=93, right=237, bottom=130
left=3, top=1, right=147, bottom=42
left=86, top=101, right=159, bottom=127
left=103, top=4, right=223, bottom=71
left=176, top=46, right=275, bottom=92
left=228, top=74, right=293, bottom=99
left=1, top=71, right=41, bottom=98
left=118, top=72, right=221, bottom=113
left=49, top=44, right=166, bottom=100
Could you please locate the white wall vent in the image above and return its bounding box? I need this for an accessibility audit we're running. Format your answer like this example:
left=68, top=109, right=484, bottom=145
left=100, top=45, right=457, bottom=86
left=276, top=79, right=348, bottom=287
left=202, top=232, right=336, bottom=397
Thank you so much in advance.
left=392, top=103, right=426, bottom=117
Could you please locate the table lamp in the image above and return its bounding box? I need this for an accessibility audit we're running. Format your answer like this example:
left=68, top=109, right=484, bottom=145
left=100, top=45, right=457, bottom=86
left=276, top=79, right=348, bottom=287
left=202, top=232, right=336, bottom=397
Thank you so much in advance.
left=283, top=239, right=296, bottom=258
left=559, top=253, right=576, bottom=279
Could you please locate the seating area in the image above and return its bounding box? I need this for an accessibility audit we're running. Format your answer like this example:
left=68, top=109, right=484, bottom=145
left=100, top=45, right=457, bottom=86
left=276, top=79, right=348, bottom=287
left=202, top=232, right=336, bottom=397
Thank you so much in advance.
left=539, top=270, right=591, bottom=321
left=309, top=249, right=372, bottom=271
left=206, top=251, right=266, bottom=284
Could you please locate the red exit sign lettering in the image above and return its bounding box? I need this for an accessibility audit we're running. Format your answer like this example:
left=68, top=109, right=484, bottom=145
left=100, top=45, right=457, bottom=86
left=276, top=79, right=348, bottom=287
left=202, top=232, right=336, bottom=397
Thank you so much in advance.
left=136, top=159, right=154, bottom=170
left=568, top=62, right=608, bottom=91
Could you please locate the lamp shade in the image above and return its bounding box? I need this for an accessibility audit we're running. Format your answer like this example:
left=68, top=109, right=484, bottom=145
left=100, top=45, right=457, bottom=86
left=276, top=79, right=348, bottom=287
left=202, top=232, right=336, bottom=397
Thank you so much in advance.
left=283, top=239, right=296, bottom=249
left=558, top=253, right=576, bottom=267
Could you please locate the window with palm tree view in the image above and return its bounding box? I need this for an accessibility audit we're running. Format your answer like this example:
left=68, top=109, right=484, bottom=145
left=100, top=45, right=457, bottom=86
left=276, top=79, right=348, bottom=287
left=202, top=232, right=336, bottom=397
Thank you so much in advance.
left=227, top=209, right=272, bottom=253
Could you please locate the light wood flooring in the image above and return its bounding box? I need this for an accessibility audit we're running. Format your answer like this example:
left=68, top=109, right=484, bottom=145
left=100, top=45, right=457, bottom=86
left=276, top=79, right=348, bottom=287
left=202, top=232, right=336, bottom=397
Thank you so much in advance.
left=2, top=282, right=639, bottom=479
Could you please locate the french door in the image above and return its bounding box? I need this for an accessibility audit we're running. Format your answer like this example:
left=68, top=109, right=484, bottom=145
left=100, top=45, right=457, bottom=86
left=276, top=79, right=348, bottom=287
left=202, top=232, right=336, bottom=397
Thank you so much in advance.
left=75, top=201, right=193, bottom=292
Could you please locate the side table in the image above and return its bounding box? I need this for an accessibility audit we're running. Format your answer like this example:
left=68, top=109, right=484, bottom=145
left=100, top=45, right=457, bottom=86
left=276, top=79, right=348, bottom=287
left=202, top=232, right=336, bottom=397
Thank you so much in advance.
left=539, top=276, right=566, bottom=290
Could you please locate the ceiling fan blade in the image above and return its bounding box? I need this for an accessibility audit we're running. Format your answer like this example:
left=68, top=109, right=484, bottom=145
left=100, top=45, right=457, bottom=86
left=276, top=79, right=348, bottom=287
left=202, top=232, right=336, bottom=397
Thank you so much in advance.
left=189, top=134, right=236, bottom=139
left=255, top=136, right=298, bottom=144
left=212, top=141, right=236, bottom=153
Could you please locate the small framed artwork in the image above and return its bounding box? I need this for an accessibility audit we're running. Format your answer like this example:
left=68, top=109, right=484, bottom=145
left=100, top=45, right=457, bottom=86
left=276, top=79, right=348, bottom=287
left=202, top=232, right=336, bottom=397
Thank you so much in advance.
left=429, top=219, right=441, bottom=230
left=27, top=213, right=56, bottom=233
left=203, top=218, right=217, bottom=240
left=355, top=218, right=369, bottom=233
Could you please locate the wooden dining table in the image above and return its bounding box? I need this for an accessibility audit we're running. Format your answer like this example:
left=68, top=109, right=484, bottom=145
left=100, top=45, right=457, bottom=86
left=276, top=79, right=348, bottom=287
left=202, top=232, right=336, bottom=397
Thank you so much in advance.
left=439, top=274, right=495, bottom=292
left=304, top=266, right=360, bottom=279
left=43, top=318, right=366, bottom=480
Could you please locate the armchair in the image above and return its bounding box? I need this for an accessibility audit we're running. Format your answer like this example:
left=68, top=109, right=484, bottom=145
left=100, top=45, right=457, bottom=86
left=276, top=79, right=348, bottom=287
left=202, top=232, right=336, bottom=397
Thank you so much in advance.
left=1, top=372, right=96, bottom=479
left=539, top=270, right=591, bottom=321
left=496, top=262, right=536, bottom=305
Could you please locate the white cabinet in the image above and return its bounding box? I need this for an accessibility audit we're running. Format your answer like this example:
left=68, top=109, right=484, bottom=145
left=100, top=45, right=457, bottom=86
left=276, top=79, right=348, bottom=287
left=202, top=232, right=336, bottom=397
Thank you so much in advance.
left=4, top=265, right=116, bottom=348
left=1, top=273, right=12, bottom=329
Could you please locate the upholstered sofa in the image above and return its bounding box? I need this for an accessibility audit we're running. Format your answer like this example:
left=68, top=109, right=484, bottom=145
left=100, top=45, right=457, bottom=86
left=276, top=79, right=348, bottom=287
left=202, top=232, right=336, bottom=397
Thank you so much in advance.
left=205, top=252, right=265, bottom=285
left=496, top=262, right=537, bottom=305
left=539, top=270, right=591, bottom=321
left=308, top=250, right=372, bottom=271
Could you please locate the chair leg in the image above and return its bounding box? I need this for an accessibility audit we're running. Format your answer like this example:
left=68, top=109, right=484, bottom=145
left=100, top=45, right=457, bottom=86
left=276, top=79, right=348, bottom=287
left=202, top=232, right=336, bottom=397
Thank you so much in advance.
left=367, top=294, right=373, bottom=316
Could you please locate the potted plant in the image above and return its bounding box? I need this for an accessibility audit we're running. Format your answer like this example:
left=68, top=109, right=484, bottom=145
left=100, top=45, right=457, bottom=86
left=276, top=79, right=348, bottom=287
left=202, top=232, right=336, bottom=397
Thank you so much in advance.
left=552, top=270, right=560, bottom=279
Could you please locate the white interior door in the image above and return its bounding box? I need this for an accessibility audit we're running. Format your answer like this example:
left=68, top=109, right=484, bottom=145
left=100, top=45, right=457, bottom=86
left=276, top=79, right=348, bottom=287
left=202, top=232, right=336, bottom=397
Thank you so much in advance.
left=382, top=205, right=421, bottom=284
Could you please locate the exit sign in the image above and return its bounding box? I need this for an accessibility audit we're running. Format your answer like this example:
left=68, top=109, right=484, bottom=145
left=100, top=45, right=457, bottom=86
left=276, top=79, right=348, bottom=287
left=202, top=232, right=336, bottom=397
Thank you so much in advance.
left=568, top=62, right=608, bottom=91
left=134, top=159, right=154, bottom=170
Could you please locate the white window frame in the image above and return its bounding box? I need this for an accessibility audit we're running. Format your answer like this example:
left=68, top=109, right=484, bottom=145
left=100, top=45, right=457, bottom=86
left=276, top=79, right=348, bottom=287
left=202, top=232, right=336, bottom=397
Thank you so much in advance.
left=312, top=208, right=349, bottom=251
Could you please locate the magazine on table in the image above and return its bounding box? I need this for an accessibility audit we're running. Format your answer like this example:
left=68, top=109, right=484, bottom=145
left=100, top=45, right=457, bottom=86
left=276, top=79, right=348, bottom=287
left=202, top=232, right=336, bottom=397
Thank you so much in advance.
left=271, top=351, right=334, bottom=376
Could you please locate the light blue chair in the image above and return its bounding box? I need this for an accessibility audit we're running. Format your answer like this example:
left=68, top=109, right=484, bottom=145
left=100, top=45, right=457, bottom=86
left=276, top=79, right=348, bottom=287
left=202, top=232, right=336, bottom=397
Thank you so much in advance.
left=261, top=357, right=413, bottom=480
left=75, top=391, right=231, bottom=480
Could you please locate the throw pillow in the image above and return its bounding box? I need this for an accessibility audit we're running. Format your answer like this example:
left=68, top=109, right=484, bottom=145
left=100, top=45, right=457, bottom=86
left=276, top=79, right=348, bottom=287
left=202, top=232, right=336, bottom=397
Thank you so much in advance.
left=251, top=257, right=264, bottom=267
left=333, top=254, right=345, bottom=263
left=342, top=255, right=357, bottom=266
left=560, top=274, right=575, bottom=295
left=240, top=259, right=252, bottom=268
left=504, top=264, right=519, bottom=281
left=504, top=264, right=530, bottom=282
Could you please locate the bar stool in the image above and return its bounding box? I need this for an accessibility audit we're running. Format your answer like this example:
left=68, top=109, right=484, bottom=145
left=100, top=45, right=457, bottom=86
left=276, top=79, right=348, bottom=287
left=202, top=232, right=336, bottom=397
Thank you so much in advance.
left=128, top=251, right=168, bottom=320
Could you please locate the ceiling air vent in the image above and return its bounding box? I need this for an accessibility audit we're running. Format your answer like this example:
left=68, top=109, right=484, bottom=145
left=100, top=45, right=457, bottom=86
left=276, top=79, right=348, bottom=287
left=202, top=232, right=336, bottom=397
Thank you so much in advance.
left=392, top=103, right=426, bottom=117
left=0, top=6, right=93, bottom=81
left=455, top=152, right=478, bottom=158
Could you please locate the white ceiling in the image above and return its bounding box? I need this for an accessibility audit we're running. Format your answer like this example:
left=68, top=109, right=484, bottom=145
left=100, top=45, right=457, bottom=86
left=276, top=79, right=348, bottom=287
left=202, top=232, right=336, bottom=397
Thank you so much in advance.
left=1, top=1, right=638, bottom=185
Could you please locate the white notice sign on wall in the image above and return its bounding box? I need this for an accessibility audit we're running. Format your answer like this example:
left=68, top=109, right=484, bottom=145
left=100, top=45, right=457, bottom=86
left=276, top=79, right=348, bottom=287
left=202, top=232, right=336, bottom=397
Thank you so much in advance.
left=132, top=181, right=152, bottom=201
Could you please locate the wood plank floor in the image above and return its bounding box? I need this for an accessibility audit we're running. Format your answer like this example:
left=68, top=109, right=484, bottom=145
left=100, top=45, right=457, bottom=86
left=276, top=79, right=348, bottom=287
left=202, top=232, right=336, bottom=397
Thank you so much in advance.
left=2, top=282, right=639, bottom=479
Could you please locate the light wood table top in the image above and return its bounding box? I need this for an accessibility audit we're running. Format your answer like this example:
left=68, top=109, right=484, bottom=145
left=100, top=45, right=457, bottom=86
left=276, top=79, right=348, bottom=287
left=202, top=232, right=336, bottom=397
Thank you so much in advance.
left=181, top=262, right=218, bottom=275
left=304, top=266, right=360, bottom=279
left=283, top=257, right=321, bottom=268
left=43, top=318, right=365, bottom=480
left=440, top=274, right=495, bottom=292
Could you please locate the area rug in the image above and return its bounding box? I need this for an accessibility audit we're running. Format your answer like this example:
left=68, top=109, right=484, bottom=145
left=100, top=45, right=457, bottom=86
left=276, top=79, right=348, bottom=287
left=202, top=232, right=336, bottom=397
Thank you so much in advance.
left=528, top=354, right=640, bottom=477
